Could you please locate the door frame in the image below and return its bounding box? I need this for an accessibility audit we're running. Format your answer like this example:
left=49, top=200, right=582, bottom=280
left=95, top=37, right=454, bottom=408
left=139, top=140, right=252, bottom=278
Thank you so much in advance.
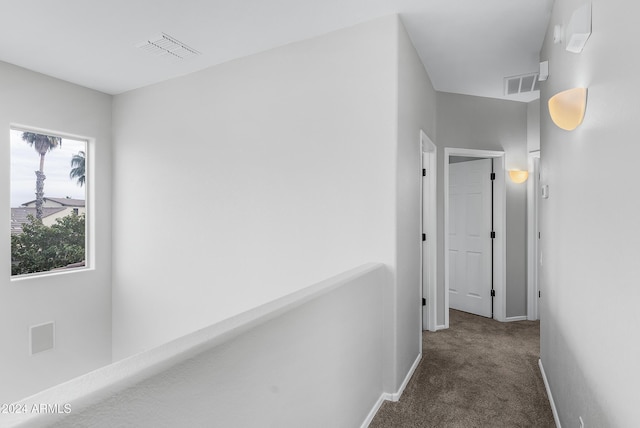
left=444, top=148, right=506, bottom=327
left=527, top=150, right=541, bottom=320
left=420, top=131, right=437, bottom=332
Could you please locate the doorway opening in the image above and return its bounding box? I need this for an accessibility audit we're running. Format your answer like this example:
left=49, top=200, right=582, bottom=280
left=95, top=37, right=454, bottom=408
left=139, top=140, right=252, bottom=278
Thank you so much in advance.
left=443, top=148, right=506, bottom=328
left=448, top=156, right=494, bottom=318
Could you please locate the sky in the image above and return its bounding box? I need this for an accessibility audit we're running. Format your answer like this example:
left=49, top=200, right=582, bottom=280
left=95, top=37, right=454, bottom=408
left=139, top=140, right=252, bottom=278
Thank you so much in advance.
left=10, top=129, right=86, bottom=207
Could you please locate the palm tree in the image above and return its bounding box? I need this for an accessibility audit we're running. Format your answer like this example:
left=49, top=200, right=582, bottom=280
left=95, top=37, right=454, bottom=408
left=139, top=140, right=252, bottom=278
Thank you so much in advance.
left=21, top=132, right=61, bottom=221
left=70, top=151, right=86, bottom=187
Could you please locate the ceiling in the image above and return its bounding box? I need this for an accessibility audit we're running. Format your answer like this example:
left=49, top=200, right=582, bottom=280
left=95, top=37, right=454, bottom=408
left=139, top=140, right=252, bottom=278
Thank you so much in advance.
left=0, top=0, right=553, bottom=102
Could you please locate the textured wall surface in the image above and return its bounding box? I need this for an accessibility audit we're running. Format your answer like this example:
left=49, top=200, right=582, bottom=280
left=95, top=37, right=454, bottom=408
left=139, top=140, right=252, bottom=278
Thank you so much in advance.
left=112, top=15, right=436, bottom=397
left=539, top=0, right=640, bottom=425
left=0, top=61, right=112, bottom=403
left=112, top=16, right=398, bottom=362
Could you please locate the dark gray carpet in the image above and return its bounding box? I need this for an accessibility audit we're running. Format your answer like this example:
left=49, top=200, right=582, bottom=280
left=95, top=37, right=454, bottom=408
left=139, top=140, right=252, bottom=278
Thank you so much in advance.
left=370, top=310, right=555, bottom=428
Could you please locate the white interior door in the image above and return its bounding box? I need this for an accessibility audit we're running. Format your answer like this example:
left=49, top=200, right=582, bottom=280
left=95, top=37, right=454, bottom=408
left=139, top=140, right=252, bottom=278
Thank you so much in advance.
left=421, top=133, right=437, bottom=332
left=448, top=158, right=493, bottom=318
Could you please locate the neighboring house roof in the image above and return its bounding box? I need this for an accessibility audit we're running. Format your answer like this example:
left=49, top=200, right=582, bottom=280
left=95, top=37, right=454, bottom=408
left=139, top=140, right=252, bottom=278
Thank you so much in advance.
left=10, top=207, right=67, bottom=235
left=21, top=197, right=85, bottom=207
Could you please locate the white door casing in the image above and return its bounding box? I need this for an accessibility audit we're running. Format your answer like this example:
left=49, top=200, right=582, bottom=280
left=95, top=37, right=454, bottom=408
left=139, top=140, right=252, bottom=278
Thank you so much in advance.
left=527, top=151, right=541, bottom=320
left=448, top=159, right=493, bottom=318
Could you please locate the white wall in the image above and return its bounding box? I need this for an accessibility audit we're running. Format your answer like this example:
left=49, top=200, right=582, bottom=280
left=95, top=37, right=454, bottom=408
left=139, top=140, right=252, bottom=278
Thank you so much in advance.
left=395, top=22, right=436, bottom=384
left=113, top=15, right=436, bottom=396
left=539, top=0, right=640, bottom=425
left=435, top=93, right=529, bottom=323
left=111, top=17, right=400, bottom=364
left=0, top=61, right=112, bottom=402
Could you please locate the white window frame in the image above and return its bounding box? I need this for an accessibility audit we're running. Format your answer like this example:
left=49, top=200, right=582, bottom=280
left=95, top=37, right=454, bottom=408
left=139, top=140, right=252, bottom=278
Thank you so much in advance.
left=9, top=124, right=93, bottom=280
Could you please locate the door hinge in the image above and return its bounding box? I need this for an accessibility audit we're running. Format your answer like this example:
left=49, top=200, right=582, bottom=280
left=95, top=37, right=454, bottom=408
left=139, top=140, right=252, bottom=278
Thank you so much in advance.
left=422, top=233, right=426, bottom=242
left=490, top=231, right=496, bottom=239
left=539, top=290, right=541, bottom=298
left=490, top=172, right=496, bottom=181
left=422, top=298, right=426, bottom=306
left=423, top=168, right=426, bottom=177
left=491, top=290, right=496, bottom=297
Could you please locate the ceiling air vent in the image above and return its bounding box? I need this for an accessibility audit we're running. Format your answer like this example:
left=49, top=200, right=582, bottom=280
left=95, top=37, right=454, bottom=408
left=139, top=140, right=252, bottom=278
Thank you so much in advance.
left=136, top=33, right=201, bottom=60
left=504, top=72, right=540, bottom=96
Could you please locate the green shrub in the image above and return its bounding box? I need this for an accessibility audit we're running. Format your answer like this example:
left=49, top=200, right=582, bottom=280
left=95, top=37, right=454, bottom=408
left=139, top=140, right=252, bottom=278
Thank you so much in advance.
left=11, top=214, right=85, bottom=276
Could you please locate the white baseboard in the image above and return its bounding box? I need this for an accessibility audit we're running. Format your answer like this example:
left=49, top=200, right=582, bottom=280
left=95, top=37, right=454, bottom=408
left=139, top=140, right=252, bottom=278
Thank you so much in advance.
left=389, top=352, right=421, bottom=401
left=435, top=324, right=447, bottom=331
left=504, top=316, right=528, bottom=322
left=361, top=393, right=387, bottom=428
left=539, top=359, right=561, bottom=428
left=362, top=353, right=422, bottom=427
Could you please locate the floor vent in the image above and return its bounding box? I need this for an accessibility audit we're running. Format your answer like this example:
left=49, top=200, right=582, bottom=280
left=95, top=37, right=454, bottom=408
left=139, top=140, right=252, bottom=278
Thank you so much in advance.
left=136, top=33, right=201, bottom=60
left=504, top=72, right=540, bottom=96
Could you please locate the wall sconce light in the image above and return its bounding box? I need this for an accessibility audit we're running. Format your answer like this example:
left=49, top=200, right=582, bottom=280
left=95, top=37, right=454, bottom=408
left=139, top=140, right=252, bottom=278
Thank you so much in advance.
left=509, top=170, right=529, bottom=184
left=548, top=88, right=588, bottom=131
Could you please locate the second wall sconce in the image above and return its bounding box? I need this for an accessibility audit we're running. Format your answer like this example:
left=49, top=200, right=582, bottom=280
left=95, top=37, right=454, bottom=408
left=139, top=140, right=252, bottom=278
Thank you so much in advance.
left=509, top=170, right=529, bottom=184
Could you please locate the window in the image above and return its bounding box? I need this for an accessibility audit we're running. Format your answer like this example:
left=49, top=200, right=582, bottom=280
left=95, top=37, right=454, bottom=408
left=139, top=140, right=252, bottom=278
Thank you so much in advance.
left=10, top=128, right=88, bottom=276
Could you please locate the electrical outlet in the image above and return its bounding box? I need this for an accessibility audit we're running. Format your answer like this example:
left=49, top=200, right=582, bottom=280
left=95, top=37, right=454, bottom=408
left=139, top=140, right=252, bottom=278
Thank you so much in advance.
left=579, top=416, right=584, bottom=428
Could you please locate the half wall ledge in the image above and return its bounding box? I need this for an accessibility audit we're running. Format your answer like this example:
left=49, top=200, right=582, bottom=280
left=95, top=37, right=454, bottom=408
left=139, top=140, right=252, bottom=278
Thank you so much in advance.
left=4, top=262, right=388, bottom=428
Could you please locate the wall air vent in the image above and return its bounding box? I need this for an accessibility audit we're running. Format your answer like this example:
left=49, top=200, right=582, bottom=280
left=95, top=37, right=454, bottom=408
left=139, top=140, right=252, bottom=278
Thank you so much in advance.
left=504, top=72, right=540, bottom=96
left=30, top=321, right=55, bottom=355
left=136, top=33, right=201, bottom=60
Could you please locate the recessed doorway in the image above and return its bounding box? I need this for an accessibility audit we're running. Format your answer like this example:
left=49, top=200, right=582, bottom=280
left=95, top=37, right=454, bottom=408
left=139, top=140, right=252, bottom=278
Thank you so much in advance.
left=443, top=148, right=506, bottom=328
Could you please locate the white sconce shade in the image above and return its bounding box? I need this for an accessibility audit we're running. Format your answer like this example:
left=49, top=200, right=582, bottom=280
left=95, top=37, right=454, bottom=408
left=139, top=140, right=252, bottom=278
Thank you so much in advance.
left=509, top=170, right=529, bottom=184
left=548, top=88, right=588, bottom=131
